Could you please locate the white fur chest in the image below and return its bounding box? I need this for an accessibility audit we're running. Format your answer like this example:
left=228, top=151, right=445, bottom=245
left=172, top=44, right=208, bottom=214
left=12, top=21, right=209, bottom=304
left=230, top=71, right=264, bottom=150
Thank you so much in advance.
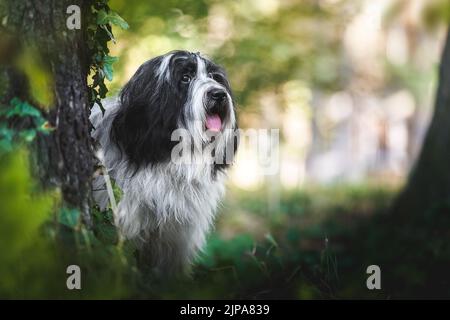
left=116, top=161, right=226, bottom=245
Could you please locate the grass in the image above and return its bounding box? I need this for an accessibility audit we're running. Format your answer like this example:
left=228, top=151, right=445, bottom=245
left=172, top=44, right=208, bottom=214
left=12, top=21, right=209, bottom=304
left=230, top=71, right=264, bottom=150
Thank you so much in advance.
left=164, top=183, right=449, bottom=299
left=66, top=181, right=450, bottom=299
left=2, top=151, right=448, bottom=299
left=137, top=183, right=400, bottom=299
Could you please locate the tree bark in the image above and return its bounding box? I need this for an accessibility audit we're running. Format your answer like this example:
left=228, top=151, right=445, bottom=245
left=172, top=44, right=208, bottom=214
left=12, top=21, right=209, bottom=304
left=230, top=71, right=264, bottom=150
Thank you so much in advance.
left=3, top=0, right=94, bottom=225
left=391, top=28, right=450, bottom=216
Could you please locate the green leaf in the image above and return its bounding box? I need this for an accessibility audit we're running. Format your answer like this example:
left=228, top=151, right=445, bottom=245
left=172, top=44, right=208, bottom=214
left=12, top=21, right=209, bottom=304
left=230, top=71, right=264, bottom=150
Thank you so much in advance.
left=100, top=24, right=115, bottom=42
left=98, top=68, right=105, bottom=80
left=0, top=138, right=13, bottom=152
left=18, top=129, right=37, bottom=142
left=97, top=100, right=105, bottom=115
left=103, top=55, right=119, bottom=65
left=98, top=81, right=108, bottom=98
left=0, top=124, right=14, bottom=141
left=59, top=208, right=81, bottom=229
left=96, top=9, right=109, bottom=25
left=96, top=10, right=129, bottom=30
left=36, top=119, right=54, bottom=134
left=0, top=125, right=14, bottom=151
left=96, top=221, right=119, bottom=245
left=7, top=98, right=42, bottom=118
left=102, top=55, right=118, bottom=81
left=102, top=65, right=113, bottom=81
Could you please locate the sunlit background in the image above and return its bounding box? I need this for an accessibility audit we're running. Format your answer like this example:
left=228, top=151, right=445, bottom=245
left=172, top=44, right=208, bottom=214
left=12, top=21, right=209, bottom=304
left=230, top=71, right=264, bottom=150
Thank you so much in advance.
left=1, top=0, right=449, bottom=299
left=109, top=0, right=446, bottom=187
left=107, top=0, right=447, bottom=225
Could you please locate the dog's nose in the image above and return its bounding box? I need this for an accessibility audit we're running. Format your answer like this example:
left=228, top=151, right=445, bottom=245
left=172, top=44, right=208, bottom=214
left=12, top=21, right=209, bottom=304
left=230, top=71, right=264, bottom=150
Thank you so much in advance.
left=208, top=89, right=227, bottom=102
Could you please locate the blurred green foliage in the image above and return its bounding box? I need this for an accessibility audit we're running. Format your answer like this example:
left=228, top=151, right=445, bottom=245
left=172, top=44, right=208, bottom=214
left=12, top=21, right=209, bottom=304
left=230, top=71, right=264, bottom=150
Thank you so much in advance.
left=15, top=47, right=54, bottom=107
left=0, top=98, right=52, bottom=152
left=108, top=0, right=356, bottom=106
left=87, top=0, right=129, bottom=111
left=0, top=149, right=137, bottom=298
left=0, top=149, right=57, bottom=298
left=0, top=0, right=449, bottom=299
left=1, top=147, right=449, bottom=298
left=424, top=0, right=450, bottom=28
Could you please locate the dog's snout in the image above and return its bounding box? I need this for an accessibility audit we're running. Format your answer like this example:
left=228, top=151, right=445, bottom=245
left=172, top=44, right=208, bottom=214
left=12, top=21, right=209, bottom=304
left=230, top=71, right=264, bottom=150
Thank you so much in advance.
left=208, top=89, right=227, bottom=102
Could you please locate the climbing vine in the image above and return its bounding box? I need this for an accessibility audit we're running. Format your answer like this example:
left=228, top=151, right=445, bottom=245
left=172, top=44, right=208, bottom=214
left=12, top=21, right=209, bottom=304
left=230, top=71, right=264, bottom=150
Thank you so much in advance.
left=0, top=98, right=52, bottom=152
left=0, top=1, right=129, bottom=153
left=87, top=0, right=129, bottom=112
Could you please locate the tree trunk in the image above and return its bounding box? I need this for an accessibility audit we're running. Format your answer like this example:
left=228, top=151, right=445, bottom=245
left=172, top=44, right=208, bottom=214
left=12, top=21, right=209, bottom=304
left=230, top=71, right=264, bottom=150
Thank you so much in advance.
left=3, top=0, right=94, bottom=225
left=391, top=29, right=450, bottom=216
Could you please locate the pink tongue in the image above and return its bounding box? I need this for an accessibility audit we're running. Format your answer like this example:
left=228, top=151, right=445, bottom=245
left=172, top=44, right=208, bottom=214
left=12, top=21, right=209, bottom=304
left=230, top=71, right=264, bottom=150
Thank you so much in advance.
left=205, top=114, right=222, bottom=132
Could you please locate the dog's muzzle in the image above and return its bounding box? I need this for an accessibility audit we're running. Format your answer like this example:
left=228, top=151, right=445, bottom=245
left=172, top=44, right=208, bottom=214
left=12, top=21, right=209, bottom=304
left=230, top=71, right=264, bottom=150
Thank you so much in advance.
left=205, top=88, right=229, bottom=132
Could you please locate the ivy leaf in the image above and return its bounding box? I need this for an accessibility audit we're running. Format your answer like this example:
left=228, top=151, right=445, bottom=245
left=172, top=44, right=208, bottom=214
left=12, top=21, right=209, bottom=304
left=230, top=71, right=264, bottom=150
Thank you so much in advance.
left=97, top=101, right=105, bottom=115
left=100, top=24, right=116, bottom=43
left=92, top=73, right=101, bottom=87
left=96, top=9, right=108, bottom=24
left=98, top=68, right=105, bottom=80
left=102, top=55, right=119, bottom=81
left=19, top=129, right=37, bottom=142
left=59, top=208, right=81, bottom=229
left=89, top=4, right=127, bottom=111
left=7, top=98, right=42, bottom=118
left=0, top=124, right=13, bottom=138
left=0, top=125, right=13, bottom=152
left=98, top=80, right=108, bottom=98
left=103, top=55, right=119, bottom=64
left=96, top=26, right=114, bottom=46
left=0, top=125, right=14, bottom=151
left=94, top=208, right=119, bottom=245
left=36, top=120, right=55, bottom=134
left=94, top=53, right=103, bottom=64
left=96, top=10, right=129, bottom=30
left=0, top=138, right=13, bottom=152
left=90, top=87, right=99, bottom=101
left=102, top=65, right=113, bottom=81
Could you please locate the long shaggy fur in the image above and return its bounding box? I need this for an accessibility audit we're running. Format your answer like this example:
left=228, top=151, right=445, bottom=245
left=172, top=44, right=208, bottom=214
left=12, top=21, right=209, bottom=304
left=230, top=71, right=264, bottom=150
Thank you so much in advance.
left=90, top=50, right=238, bottom=275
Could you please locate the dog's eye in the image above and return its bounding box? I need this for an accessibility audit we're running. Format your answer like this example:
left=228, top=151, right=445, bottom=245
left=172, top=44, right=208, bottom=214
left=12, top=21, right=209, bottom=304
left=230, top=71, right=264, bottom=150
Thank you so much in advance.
left=181, top=74, right=191, bottom=83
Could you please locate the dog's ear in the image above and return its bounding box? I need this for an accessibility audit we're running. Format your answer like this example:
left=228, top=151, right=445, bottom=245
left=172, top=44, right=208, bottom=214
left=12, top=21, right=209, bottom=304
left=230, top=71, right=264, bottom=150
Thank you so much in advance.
left=111, top=54, right=181, bottom=168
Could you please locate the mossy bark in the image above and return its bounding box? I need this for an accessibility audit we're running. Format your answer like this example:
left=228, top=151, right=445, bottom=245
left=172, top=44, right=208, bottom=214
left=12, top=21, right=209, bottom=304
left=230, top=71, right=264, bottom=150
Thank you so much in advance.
left=2, top=0, right=94, bottom=225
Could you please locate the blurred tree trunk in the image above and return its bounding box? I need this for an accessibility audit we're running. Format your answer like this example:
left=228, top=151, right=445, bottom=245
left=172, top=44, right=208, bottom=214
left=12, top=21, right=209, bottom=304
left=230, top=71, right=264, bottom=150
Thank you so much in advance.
left=3, top=0, right=94, bottom=225
left=392, top=28, right=450, bottom=216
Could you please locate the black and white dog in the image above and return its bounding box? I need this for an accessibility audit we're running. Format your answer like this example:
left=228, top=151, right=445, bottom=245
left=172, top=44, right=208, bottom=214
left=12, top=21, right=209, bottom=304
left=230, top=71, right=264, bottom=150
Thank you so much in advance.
left=90, top=50, right=238, bottom=275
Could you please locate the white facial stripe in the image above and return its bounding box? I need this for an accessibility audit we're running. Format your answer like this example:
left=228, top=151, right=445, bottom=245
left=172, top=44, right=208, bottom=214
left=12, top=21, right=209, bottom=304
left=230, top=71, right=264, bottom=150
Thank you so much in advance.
left=178, top=54, right=237, bottom=151
left=196, top=55, right=207, bottom=80
left=157, top=53, right=174, bottom=82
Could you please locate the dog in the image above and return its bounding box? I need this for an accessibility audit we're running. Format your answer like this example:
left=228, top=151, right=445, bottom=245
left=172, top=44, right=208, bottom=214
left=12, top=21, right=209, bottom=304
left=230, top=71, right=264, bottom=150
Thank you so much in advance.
left=90, top=50, right=238, bottom=275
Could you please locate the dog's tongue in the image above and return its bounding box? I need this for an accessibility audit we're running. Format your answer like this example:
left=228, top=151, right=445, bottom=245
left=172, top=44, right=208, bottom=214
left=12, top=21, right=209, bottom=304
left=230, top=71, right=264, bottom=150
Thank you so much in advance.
left=205, top=114, right=222, bottom=132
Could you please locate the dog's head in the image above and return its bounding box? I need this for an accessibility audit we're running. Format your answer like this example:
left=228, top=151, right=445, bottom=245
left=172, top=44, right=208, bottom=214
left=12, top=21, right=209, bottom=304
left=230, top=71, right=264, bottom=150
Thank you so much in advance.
left=111, top=50, right=238, bottom=170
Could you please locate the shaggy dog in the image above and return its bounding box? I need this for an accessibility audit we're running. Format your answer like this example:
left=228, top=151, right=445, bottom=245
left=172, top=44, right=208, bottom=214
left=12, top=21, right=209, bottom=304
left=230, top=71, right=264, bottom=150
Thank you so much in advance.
left=90, top=50, right=238, bottom=275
